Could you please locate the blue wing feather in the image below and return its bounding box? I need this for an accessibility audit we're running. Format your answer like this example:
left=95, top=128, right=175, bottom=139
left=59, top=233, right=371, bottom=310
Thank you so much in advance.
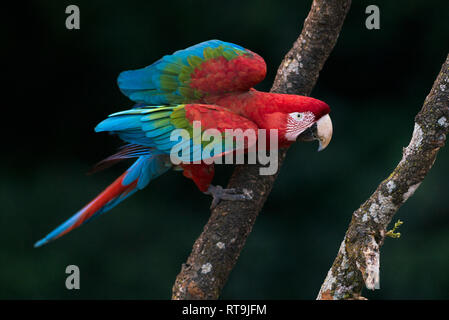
left=95, top=104, right=256, bottom=163
left=117, top=40, right=246, bottom=105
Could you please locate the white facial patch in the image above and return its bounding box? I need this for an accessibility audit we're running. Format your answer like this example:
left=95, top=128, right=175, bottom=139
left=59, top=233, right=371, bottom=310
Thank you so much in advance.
left=285, top=111, right=315, bottom=141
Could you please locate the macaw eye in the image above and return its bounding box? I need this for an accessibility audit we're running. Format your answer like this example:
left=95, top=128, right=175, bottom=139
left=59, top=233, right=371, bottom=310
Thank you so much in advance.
left=296, top=113, right=304, bottom=120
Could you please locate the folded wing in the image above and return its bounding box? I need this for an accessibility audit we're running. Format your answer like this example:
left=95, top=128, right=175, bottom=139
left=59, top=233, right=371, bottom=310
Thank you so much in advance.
left=95, top=104, right=259, bottom=163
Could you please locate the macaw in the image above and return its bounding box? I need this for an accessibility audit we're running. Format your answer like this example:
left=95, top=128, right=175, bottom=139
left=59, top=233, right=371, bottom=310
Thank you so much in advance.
left=34, top=40, right=332, bottom=248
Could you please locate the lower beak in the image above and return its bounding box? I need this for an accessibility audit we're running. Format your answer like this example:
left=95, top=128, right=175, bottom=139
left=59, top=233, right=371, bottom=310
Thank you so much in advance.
left=297, top=114, right=333, bottom=151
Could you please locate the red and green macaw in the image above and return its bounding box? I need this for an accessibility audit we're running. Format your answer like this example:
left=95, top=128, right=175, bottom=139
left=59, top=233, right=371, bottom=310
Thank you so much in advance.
left=34, top=40, right=332, bottom=248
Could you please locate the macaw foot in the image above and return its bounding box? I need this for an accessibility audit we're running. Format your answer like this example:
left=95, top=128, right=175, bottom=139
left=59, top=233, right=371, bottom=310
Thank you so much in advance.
left=205, top=185, right=253, bottom=210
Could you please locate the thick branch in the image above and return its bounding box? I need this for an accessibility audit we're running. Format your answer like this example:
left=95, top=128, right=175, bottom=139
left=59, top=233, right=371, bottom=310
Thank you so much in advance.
left=172, top=0, right=352, bottom=300
left=317, top=54, right=449, bottom=300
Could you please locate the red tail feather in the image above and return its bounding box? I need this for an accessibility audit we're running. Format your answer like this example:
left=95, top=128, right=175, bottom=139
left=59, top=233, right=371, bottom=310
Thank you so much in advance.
left=59, top=172, right=137, bottom=238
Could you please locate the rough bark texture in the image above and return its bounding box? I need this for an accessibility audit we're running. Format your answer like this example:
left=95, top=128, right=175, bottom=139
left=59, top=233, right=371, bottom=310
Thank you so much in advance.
left=317, top=54, right=449, bottom=300
left=172, top=0, right=352, bottom=300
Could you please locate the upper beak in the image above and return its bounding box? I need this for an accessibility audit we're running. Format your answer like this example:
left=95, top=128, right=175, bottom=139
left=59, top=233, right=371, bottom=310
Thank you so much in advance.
left=297, top=114, right=333, bottom=151
left=316, top=114, right=333, bottom=151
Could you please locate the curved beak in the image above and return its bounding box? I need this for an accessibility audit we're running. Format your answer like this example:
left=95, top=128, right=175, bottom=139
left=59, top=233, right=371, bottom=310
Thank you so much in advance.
left=316, top=114, right=333, bottom=151
left=297, top=114, right=333, bottom=151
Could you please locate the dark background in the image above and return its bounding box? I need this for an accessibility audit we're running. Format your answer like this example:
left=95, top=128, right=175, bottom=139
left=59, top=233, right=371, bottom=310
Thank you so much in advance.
left=2, top=0, right=449, bottom=299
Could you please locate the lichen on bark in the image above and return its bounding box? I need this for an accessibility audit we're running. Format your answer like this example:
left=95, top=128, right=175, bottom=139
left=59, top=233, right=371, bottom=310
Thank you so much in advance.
left=318, top=54, right=449, bottom=300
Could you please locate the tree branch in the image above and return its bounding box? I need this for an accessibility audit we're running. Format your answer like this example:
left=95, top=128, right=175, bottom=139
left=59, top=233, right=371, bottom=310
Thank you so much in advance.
left=317, top=54, right=449, bottom=300
left=172, top=0, right=352, bottom=300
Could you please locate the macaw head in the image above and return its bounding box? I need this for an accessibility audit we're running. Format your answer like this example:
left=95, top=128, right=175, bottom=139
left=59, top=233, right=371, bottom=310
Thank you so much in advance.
left=261, top=94, right=333, bottom=150
left=286, top=97, right=332, bottom=151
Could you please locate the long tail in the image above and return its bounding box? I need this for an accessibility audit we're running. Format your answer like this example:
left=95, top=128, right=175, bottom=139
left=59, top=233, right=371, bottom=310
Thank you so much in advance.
left=34, top=153, right=171, bottom=248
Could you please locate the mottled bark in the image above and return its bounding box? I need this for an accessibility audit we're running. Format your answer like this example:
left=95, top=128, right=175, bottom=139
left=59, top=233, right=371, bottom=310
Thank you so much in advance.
left=317, top=54, right=449, bottom=300
left=172, top=0, right=352, bottom=300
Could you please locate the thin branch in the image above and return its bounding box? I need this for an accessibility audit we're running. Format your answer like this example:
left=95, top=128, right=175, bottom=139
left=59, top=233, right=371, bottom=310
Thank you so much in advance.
left=172, top=0, right=352, bottom=300
left=317, top=54, right=449, bottom=300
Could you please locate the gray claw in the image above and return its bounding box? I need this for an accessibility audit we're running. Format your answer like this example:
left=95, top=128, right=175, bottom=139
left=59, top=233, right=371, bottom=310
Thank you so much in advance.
left=205, top=185, right=253, bottom=210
